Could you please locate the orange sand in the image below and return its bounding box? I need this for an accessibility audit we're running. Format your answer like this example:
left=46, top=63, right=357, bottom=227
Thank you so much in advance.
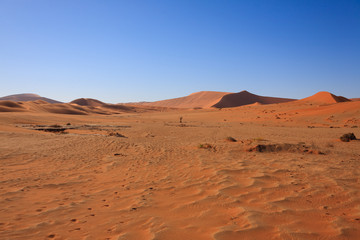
left=0, top=92, right=360, bottom=240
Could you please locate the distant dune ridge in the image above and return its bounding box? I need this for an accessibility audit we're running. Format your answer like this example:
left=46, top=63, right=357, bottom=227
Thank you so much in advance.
left=299, top=91, right=351, bottom=104
left=137, top=90, right=295, bottom=109
left=0, top=97, right=137, bottom=115
left=0, top=93, right=62, bottom=104
left=0, top=91, right=356, bottom=114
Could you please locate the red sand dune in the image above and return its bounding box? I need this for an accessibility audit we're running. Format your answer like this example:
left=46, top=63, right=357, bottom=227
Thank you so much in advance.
left=299, top=91, right=350, bottom=104
left=0, top=93, right=62, bottom=103
left=138, top=91, right=232, bottom=108
left=351, top=98, right=360, bottom=102
left=138, top=91, right=295, bottom=109
left=212, top=90, right=295, bottom=108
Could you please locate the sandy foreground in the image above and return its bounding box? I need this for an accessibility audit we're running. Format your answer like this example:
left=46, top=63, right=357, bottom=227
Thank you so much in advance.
left=0, top=104, right=360, bottom=240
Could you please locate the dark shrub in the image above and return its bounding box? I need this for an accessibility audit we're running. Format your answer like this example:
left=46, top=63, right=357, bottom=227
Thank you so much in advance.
left=340, top=133, right=357, bottom=142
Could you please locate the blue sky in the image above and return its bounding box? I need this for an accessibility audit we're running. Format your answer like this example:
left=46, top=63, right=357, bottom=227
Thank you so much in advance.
left=1, top=0, right=359, bottom=103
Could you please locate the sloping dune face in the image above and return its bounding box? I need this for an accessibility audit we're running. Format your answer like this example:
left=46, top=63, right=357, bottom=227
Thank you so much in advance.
left=0, top=93, right=62, bottom=104
left=212, top=91, right=295, bottom=108
left=140, top=91, right=232, bottom=108
left=299, top=91, right=351, bottom=104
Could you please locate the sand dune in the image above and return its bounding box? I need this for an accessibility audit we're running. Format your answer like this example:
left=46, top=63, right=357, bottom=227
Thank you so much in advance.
left=137, top=91, right=232, bottom=108
left=212, top=91, right=295, bottom=108
left=0, top=93, right=62, bottom=104
left=299, top=91, right=350, bottom=104
left=351, top=98, right=360, bottom=102
left=137, top=91, right=295, bottom=109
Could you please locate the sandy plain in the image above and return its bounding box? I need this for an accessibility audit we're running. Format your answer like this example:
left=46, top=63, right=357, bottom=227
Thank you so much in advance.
left=0, top=99, right=360, bottom=240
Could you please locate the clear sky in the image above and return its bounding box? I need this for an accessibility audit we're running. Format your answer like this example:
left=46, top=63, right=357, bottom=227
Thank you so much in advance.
left=1, top=0, right=359, bottom=103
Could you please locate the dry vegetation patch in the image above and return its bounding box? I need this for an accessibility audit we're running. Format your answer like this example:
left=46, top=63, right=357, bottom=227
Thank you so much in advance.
left=108, top=132, right=127, bottom=138
left=340, top=133, right=357, bottom=142
left=247, top=143, right=325, bottom=154
left=198, top=143, right=215, bottom=150
left=225, top=136, right=237, bottom=142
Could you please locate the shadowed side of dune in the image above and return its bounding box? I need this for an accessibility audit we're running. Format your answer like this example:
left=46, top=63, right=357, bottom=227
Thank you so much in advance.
left=212, top=91, right=295, bottom=108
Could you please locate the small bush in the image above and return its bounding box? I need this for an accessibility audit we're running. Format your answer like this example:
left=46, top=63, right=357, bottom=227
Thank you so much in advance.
left=253, top=137, right=267, bottom=142
left=247, top=143, right=324, bottom=155
left=108, top=132, right=127, bottom=138
left=225, top=136, right=237, bottom=142
left=50, top=124, right=62, bottom=128
left=198, top=143, right=213, bottom=149
left=326, top=142, right=334, bottom=148
left=340, top=133, right=357, bottom=142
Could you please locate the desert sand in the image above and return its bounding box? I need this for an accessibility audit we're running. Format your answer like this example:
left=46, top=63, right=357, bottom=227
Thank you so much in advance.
left=1, top=91, right=360, bottom=240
